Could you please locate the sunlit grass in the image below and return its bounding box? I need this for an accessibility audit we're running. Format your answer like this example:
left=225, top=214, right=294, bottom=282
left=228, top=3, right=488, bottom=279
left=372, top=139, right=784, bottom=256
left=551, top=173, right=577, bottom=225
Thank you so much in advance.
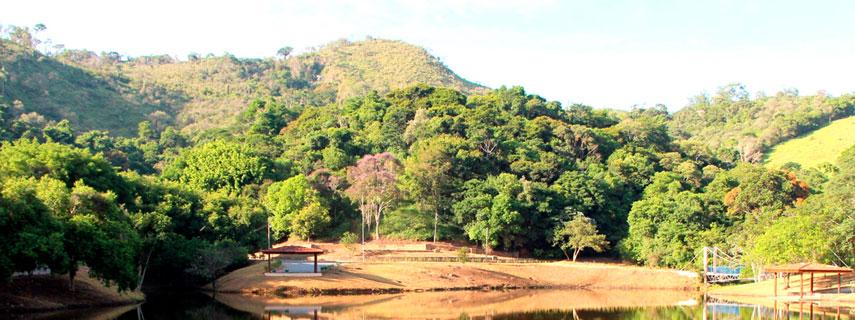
left=764, top=116, right=855, bottom=169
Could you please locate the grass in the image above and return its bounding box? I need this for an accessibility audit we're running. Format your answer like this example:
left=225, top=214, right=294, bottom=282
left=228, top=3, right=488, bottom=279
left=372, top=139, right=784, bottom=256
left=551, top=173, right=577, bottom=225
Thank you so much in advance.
left=2, top=38, right=486, bottom=134
left=764, top=116, right=855, bottom=169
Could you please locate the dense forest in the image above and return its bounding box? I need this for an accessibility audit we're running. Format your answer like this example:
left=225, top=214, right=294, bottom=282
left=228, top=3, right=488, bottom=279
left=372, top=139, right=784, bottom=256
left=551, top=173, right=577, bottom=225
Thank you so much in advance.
left=1, top=25, right=853, bottom=292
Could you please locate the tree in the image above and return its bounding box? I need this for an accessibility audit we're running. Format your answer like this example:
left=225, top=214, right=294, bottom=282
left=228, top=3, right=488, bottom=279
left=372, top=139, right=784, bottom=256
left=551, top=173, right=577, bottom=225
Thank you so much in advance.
left=42, top=120, right=75, bottom=144
left=56, top=182, right=140, bottom=291
left=264, top=174, right=330, bottom=240
left=404, top=135, right=461, bottom=242
left=162, top=140, right=269, bottom=193
left=552, top=214, right=609, bottom=261
left=186, top=240, right=245, bottom=294
left=345, top=153, right=402, bottom=242
left=276, top=46, right=293, bottom=60
left=0, top=177, right=64, bottom=283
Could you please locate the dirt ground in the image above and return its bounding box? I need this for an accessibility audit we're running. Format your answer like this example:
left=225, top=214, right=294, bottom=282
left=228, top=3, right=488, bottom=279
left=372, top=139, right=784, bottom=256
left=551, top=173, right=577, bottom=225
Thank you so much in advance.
left=709, top=272, right=855, bottom=309
left=0, top=267, right=144, bottom=312
left=215, top=259, right=699, bottom=295
left=215, top=288, right=699, bottom=319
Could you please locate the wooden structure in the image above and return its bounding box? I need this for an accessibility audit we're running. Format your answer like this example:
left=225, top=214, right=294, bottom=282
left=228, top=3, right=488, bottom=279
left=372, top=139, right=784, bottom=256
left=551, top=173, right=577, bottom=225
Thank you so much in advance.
left=765, top=263, right=853, bottom=299
left=261, top=246, right=325, bottom=273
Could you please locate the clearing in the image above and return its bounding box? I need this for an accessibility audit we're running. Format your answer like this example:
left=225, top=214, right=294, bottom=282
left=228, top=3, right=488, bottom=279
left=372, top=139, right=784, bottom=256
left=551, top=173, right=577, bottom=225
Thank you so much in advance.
left=764, top=116, right=855, bottom=169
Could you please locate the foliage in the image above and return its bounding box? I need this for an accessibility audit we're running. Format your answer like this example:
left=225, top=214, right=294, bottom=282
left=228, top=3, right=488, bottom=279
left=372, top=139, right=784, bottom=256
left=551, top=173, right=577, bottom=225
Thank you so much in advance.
left=552, top=214, right=609, bottom=261
left=456, top=247, right=470, bottom=263
left=345, top=152, right=402, bottom=241
left=1, top=34, right=852, bottom=282
left=339, top=231, right=358, bottom=253
left=163, top=140, right=269, bottom=192
left=263, top=174, right=331, bottom=240
left=672, top=84, right=855, bottom=163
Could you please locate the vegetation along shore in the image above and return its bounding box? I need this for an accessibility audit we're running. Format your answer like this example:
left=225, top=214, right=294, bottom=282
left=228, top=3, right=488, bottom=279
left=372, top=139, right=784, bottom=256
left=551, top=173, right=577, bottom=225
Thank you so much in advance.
left=0, top=23, right=853, bottom=313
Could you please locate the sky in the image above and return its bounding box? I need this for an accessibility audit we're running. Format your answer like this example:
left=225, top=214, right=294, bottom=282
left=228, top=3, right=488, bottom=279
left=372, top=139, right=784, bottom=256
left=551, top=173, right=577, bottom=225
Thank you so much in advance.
left=3, top=0, right=854, bottom=111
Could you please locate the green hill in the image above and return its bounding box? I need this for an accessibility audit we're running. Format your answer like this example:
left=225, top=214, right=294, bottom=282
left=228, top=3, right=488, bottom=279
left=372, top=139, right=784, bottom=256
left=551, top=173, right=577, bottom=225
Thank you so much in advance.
left=671, top=84, right=855, bottom=162
left=0, top=38, right=486, bottom=134
left=310, top=39, right=485, bottom=100
left=0, top=40, right=171, bottom=136
left=764, top=115, right=855, bottom=169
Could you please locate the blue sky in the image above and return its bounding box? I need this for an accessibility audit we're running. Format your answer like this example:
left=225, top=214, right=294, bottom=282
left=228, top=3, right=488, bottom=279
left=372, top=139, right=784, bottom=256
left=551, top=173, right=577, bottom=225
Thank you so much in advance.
left=3, top=0, right=854, bottom=110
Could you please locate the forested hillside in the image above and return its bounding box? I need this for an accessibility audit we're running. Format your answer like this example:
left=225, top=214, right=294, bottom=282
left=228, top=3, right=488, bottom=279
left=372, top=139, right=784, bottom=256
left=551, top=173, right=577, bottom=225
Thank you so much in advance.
left=671, top=84, right=855, bottom=163
left=0, top=28, right=484, bottom=134
left=1, top=25, right=852, bottom=293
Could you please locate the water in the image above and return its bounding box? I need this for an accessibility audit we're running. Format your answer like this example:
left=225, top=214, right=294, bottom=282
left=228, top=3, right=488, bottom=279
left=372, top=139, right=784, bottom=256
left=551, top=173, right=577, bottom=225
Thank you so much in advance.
left=10, top=289, right=852, bottom=319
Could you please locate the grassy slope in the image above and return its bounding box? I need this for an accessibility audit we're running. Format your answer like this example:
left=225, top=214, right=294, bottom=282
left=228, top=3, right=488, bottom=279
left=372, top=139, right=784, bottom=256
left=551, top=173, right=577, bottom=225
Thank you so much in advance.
left=764, top=116, right=855, bottom=169
left=2, top=38, right=486, bottom=134
left=313, top=39, right=486, bottom=100
left=1, top=40, right=170, bottom=136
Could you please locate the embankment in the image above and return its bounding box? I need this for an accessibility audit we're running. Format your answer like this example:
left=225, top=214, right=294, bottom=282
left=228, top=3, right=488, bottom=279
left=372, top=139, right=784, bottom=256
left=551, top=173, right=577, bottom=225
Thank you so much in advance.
left=214, top=260, right=699, bottom=297
left=0, top=270, right=144, bottom=313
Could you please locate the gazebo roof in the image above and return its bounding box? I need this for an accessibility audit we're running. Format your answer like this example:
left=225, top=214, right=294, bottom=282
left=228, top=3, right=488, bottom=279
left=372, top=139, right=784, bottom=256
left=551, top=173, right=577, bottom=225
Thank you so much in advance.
left=765, top=262, right=853, bottom=273
left=261, top=246, right=324, bottom=255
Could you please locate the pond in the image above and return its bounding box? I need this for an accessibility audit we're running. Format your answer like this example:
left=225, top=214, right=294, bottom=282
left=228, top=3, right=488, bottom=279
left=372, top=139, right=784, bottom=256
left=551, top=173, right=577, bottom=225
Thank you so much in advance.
left=11, top=289, right=852, bottom=319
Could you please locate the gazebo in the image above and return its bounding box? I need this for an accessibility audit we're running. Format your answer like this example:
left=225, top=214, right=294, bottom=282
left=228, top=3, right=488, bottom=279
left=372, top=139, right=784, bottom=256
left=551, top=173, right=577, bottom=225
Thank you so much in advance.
left=261, top=246, right=325, bottom=274
left=765, top=263, right=853, bottom=298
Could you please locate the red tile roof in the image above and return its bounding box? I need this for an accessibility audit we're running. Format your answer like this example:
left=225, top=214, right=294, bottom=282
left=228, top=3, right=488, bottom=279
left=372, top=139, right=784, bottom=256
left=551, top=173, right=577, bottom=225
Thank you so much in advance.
left=261, top=246, right=324, bottom=254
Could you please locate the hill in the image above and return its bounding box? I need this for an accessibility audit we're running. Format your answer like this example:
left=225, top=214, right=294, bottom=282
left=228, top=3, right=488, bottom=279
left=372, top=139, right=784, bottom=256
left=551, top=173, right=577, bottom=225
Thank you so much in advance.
left=0, top=40, right=171, bottom=136
left=310, top=39, right=485, bottom=100
left=671, top=84, right=855, bottom=162
left=764, top=115, right=855, bottom=169
left=0, top=37, right=486, bottom=134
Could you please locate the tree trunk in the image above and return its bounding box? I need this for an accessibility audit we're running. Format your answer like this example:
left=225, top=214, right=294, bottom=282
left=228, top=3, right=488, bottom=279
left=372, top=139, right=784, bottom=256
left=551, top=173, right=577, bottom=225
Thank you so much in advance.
left=68, top=269, right=77, bottom=292
left=137, top=247, right=154, bottom=291
left=572, top=249, right=581, bottom=262
left=374, top=212, right=380, bottom=240
left=562, top=249, right=571, bottom=261
left=433, top=208, right=438, bottom=243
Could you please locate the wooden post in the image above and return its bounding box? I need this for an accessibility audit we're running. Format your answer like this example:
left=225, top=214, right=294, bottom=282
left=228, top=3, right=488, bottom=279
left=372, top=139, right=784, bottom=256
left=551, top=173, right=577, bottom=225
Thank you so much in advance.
left=313, top=253, right=318, bottom=273
left=774, top=272, right=777, bottom=297
left=267, top=253, right=271, bottom=272
left=786, top=273, right=790, bottom=289
left=810, top=272, right=814, bottom=295
left=800, top=273, right=804, bottom=299
left=839, top=273, right=842, bottom=294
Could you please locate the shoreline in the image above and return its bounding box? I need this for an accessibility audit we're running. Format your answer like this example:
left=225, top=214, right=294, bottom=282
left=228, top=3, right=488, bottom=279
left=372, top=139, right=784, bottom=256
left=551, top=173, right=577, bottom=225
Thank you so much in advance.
left=213, top=260, right=701, bottom=298
left=0, top=271, right=145, bottom=313
left=217, top=283, right=701, bottom=298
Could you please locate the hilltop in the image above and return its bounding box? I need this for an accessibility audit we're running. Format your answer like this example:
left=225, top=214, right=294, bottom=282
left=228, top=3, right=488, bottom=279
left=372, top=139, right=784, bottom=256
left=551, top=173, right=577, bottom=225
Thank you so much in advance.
left=0, top=38, right=486, bottom=134
left=764, top=116, right=855, bottom=169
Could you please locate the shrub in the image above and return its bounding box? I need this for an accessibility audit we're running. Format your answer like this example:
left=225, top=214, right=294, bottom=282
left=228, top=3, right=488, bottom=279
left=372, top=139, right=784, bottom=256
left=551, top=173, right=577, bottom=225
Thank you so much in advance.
left=456, top=247, right=469, bottom=263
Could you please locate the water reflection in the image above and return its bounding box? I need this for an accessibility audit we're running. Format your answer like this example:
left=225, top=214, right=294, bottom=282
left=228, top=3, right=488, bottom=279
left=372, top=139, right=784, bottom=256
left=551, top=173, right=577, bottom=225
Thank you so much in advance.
left=9, top=290, right=853, bottom=319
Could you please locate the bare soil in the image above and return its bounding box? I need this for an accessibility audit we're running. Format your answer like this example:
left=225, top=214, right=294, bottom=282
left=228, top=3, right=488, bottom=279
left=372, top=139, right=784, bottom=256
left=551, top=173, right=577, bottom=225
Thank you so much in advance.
left=217, top=241, right=699, bottom=296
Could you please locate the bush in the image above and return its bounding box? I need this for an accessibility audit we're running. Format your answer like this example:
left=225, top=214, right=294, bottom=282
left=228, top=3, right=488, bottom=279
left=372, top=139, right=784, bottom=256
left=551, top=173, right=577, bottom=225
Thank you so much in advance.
left=456, top=247, right=469, bottom=263
left=340, top=231, right=358, bottom=253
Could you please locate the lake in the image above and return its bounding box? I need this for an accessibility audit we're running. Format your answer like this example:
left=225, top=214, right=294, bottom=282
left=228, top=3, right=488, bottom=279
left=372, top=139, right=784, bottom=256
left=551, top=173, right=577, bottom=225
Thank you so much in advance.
left=11, top=289, right=852, bottom=319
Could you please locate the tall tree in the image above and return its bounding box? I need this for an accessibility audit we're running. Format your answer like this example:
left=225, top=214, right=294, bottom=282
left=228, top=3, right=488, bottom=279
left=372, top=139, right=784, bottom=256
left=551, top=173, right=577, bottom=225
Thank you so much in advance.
left=404, top=135, right=462, bottom=242
left=345, top=153, right=402, bottom=242
left=263, top=174, right=331, bottom=240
